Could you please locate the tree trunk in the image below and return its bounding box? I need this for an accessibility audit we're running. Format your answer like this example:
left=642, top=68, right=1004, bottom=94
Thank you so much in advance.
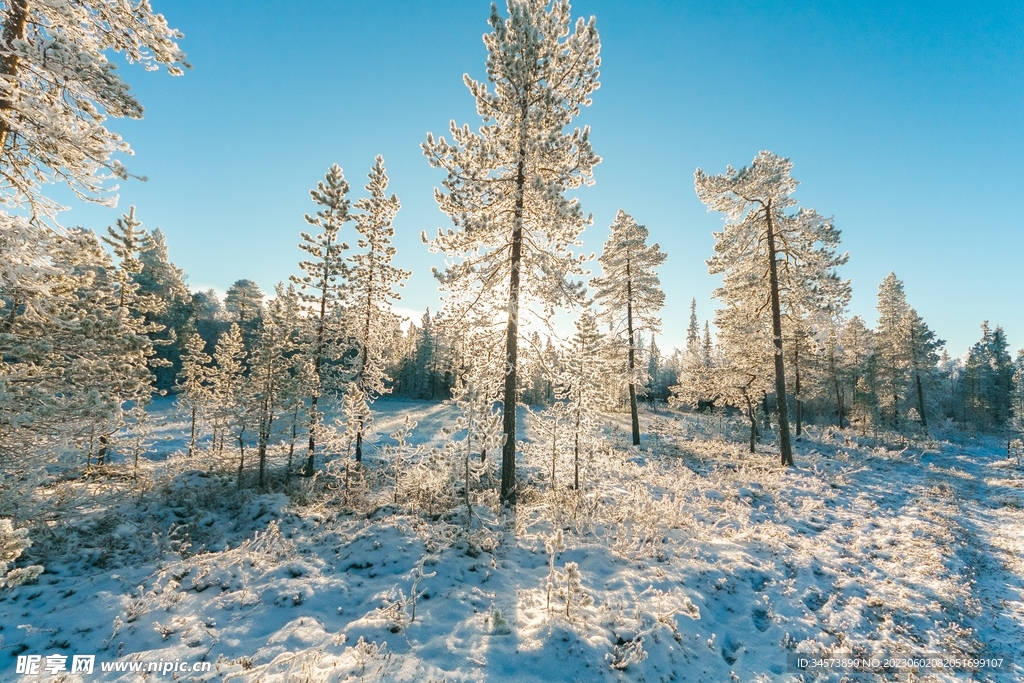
left=764, top=204, right=794, bottom=466
left=188, top=405, right=197, bottom=457
left=286, top=404, right=298, bottom=482
left=916, top=371, right=927, bottom=428
left=304, top=373, right=321, bottom=476
left=625, top=258, right=641, bottom=446
left=257, top=413, right=268, bottom=489
left=355, top=280, right=374, bottom=463
left=304, top=233, right=333, bottom=476
left=574, top=407, right=581, bottom=490
left=794, top=337, right=802, bottom=437
left=831, top=356, right=844, bottom=428
left=500, top=151, right=526, bottom=508
left=464, top=442, right=473, bottom=529
left=747, top=396, right=756, bottom=453
left=236, top=427, right=246, bottom=489
left=0, top=0, right=28, bottom=152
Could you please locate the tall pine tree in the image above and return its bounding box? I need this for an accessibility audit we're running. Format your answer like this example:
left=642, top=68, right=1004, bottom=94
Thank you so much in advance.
left=591, top=210, right=666, bottom=446
left=347, top=156, right=410, bottom=462
left=291, top=164, right=351, bottom=475
left=696, top=152, right=846, bottom=466
left=423, top=0, right=600, bottom=506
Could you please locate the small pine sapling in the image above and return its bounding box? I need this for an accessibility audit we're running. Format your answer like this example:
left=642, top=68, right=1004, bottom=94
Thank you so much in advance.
left=555, top=309, right=608, bottom=489
left=563, top=561, right=593, bottom=622
left=529, top=402, right=569, bottom=491
left=545, top=529, right=565, bottom=616
left=384, top=417, right=421, bottom=506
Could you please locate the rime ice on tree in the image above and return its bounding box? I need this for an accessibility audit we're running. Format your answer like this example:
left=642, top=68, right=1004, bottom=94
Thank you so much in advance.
left=423, top=0, right=601, bottom=506
left=695, top=151, right=847, bottom=466
left=591, top=209, right=666, bottom=446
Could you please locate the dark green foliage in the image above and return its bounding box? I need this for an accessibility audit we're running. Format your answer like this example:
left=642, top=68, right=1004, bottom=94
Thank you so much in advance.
left=963, top=322, right=1014, bottom=430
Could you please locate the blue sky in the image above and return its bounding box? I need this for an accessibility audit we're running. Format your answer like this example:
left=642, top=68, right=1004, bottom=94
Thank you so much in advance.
left=58, top=0, right=1024, bottom=356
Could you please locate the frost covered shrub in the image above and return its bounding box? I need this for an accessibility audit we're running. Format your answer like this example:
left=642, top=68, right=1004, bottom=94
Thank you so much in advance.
left=607, top=635, right=648, bottom=670
left=384, top=417, right=469, bottom=522
left=562, top=561, right=593, bottom=622
left=607, top=481, right=686, bottom=558
left=380, top=416, right=421, bottom=506
left=344, top=637, right=386, bottom=677
left=405, top=444, right=458, bottom=518
left=545, top=529, right=565, bottom=615
left=489, top=608, right=512, bottom=635
left=0, top=519, right=43, bottom=587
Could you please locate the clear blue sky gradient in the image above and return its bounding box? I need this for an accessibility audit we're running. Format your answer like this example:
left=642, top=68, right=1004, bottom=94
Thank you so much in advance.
left=57, top=0, right=1024, bottom=356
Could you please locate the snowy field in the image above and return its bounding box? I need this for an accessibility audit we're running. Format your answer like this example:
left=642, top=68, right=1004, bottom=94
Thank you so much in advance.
left=3, top=399, right=1024, bottom=682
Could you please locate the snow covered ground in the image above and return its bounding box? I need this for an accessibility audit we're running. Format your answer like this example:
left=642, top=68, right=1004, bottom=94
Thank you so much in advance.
left=3, top=400, right=1023, bottom=682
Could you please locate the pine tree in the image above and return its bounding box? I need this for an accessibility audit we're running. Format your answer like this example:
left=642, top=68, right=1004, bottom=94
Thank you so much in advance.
left=965, top=322, right=1014, bottom=430
left=987, top=325, right=1011, bottom=428
left=414, top=309, right=437, bottom=399
left=291, top=164, right=351, bottom=475
left=786, top=316, right=815, bottom=437
left=190, top=289, right=229, bottom=353
left=841, top=316, right=877, bottom=431
left=0, top=0, right=186, bottom=217
left=347, top=156, right=410, bottom=462
left=450, top=315, right=506, bottom=466
left=224, top=279, right=264, bottom=353
left=784, top=225, right=851, bottom=434
left=686, top=298, right=700, bottom=354
left=591, top=210, right=666, bottom=445
left=874, top=273, right=912, bottom=425
left=673, top=311, right=716, bottom=412
left=250, top=285, right=298, bottom=488
left=276, top=284, right=306, bottom=481
left=177, top=331, right=211, bottom=458
left=102, top=206, right=154, bottom=313
left=937, top=349, right=962, bottom=422
left=710, top=297, right=774, bottom=452
left=702, top=322, right=713, bottom=365
left=822, top=325, right=845, bottom=427
left=871, top=273, right=943, bottom=429
left=422, top=0, right=600, bottom=507
left=556, top=308, right=607, bottom=488
left=447, top=337, right=503, bottom=525
left=210, top=323, right=247, bottom=473
left=1, top=227, right=152, bottom=467
left=225, top=280, right=264, bottom=322
left=647, top=336, right=666, bottom=401
left=696, top=151, right=847, bottom=466
left=520, top=331, right=551, bottom=406
left=907, top=308, right=943, bottom=428
left=136, top=228, right=191, bottom=390
left=97, top=207, right=165, bottom=461
left=1010, top=351, right=1024, bottom=438
left=0, top=0, right=185, bottom=493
